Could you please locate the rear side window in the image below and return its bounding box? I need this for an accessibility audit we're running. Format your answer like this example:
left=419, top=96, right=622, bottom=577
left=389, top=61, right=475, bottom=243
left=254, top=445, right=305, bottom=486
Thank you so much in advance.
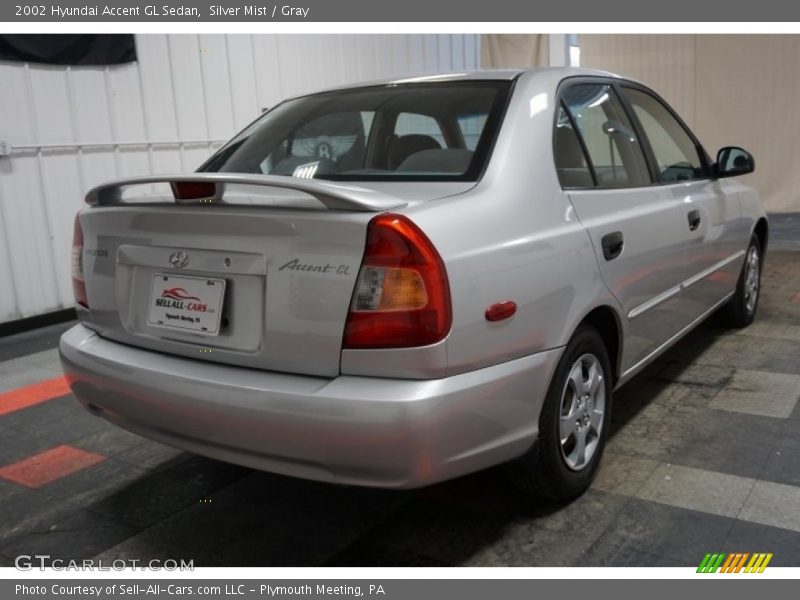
left=622, top=87, right=706, bottom=182
left=561, top=84, right=651, bottom=188
left=554, top=104, right=593, bottom=188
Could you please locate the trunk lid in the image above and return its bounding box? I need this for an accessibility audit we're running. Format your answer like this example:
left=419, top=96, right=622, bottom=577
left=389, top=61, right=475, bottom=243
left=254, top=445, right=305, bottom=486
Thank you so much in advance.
left=77, top=176, right=470, bottom=377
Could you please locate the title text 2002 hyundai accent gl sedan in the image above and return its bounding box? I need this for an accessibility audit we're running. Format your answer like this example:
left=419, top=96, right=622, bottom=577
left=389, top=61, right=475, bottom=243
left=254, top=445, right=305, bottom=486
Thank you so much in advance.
left=60, top=68, right=766, bottom=499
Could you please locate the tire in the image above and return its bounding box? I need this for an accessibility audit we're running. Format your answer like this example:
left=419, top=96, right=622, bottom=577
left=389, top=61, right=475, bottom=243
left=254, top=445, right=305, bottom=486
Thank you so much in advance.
left=507, top=325, right=613, bottom=500
left=722, top=234, right=762, bottom=328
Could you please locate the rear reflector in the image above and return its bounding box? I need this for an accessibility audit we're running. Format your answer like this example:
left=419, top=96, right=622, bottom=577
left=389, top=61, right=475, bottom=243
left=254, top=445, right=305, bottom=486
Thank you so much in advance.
left=343, top=214, right=451, bottom=349
left=71, top=215, right=88, bottom=309
left=485, top=300, right=517, bottom=322
left=170, top=181, right=217, bottom=200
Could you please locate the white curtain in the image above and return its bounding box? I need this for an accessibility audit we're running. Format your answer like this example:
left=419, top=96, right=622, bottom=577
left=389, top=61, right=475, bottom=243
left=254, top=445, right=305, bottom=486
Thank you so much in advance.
left=481, top=34, right=550, bottom=69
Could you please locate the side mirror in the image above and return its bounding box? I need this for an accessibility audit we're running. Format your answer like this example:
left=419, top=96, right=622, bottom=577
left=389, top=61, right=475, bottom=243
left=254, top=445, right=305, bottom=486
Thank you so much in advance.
left=715, top=146, right=754, bottom=178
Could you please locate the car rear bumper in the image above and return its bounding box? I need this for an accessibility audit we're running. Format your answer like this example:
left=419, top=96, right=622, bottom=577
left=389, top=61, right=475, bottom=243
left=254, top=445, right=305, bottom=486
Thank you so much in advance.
left=59, top=323, right=561, bottom=489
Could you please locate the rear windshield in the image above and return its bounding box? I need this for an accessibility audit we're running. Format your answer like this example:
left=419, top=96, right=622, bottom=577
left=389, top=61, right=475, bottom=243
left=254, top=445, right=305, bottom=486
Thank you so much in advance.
left=199, top=81, right=512, bottom=182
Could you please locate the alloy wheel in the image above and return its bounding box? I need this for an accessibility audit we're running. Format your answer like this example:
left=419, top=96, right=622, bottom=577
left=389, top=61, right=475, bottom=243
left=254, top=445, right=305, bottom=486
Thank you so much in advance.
left=559, top=353, right=606, bottom=471
left=744, top=245, right=760, bottom=314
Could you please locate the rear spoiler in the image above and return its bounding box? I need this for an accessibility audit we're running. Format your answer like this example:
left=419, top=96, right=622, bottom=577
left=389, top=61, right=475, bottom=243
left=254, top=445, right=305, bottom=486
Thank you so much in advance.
left=84, top=173, right=407, bottom=212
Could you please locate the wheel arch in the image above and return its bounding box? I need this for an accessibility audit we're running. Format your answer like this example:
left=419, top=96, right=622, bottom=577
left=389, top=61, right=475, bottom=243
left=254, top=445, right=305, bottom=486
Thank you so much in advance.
left=754, top=217, right=769, bottom=255
left=574, top=305, right=624, bottom=384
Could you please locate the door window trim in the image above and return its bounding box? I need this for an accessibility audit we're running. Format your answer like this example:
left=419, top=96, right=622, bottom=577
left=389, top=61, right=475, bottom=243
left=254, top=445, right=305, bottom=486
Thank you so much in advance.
left=553, top=76, right=715, bottom=190
left=554, top=76, right=658, bottom=190
left=616, top=81, right=714, bottom=183
left=556, top=99, right=599, bottom=188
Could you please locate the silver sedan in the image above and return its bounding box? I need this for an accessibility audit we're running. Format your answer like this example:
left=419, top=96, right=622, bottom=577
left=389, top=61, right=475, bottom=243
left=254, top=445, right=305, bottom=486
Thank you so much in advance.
left=60, top=68, right=766, bottom=499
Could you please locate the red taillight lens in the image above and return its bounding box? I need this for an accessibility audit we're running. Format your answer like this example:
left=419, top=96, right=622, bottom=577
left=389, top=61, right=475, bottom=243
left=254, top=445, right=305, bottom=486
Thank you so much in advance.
left=170, top=181, right=216, bottom=200
left=71, top=215, right=88, bottom=308
left=343, top=214, right=452, bottom=349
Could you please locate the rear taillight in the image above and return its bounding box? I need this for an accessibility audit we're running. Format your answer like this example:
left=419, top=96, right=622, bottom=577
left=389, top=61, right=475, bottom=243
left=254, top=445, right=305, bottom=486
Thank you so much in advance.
left=71, top=215, right=88, bottom=308
left=343, top=214, right=452, bottom=349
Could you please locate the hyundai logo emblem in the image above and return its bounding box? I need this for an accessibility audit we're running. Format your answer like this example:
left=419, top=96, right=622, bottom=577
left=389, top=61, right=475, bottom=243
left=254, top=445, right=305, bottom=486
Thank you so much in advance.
left=169, top=251, right=189, bottom=269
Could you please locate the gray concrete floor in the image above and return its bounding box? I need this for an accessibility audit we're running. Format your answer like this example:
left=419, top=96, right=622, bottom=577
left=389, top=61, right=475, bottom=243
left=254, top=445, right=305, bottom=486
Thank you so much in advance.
left=0, top=235, right=799, bottom=567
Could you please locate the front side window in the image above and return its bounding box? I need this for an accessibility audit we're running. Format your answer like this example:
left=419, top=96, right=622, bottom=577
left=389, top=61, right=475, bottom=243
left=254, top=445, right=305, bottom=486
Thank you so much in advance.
left=200, top=82, right=511, bottom=181
left=561, top=83, right=651, bottom=188
left=622, top=87, right=706, bottom=183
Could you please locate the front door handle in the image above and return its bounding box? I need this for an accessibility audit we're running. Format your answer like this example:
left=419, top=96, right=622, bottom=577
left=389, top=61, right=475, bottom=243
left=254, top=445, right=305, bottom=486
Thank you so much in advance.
left=688, top=209, right=702, bottom=231
left=601, top=231, right=624, bottom=261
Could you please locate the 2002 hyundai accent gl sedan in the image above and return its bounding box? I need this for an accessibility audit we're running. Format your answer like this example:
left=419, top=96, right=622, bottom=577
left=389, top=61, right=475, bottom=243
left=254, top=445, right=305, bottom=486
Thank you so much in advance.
left=60, top=68, right=767, bottom=499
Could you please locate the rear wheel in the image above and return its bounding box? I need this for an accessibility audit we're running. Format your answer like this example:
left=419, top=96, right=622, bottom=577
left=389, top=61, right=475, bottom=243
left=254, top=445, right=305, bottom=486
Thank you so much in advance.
left=722, top=235, right=762, bottom=328
left=508, top=325, right=613, bottom=500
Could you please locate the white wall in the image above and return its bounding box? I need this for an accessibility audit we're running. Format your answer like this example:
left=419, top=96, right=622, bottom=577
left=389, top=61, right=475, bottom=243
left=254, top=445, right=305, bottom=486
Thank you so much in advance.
left=0, top=34, right=480, bottom=324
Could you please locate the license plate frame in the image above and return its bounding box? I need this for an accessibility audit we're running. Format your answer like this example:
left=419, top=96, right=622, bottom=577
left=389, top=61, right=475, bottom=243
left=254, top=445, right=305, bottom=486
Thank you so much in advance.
left=147, top=274, right=226, bottom=336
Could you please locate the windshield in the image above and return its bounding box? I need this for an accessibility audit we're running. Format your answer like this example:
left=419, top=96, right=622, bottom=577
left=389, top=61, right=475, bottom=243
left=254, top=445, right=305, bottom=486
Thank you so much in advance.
left=199, top=81, right=512, bottom=181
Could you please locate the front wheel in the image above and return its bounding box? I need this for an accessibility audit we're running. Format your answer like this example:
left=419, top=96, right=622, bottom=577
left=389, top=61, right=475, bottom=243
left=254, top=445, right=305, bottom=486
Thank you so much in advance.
left=507, top=326, right=613, bottom=500
left=722, top=235, right=762, bottom=328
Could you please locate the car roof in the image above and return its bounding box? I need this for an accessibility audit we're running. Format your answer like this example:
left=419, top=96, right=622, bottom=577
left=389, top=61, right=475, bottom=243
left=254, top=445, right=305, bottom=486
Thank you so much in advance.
left=283, top=67, right=628, bottom=101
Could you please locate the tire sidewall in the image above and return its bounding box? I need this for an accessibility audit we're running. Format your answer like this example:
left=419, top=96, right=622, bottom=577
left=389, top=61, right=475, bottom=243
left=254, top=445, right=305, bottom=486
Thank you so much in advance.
left=743, top=236, right=762, bottom=320
left=734, top=235, right=763, bottom=326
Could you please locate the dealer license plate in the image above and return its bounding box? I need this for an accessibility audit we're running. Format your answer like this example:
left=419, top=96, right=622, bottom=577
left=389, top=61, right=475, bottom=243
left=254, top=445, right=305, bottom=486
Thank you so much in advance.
left=147, top=274, right=226, bottom=335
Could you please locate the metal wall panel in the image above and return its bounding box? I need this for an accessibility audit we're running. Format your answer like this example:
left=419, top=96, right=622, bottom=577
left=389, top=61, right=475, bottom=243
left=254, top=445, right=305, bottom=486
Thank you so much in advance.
left=0, top=34, right=479, bottom=324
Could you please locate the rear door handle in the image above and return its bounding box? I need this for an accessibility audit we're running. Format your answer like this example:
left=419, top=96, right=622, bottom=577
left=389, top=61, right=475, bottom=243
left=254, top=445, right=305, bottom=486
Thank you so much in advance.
left=601, top=231, right=624, bottom=261
left=688, top=209, right=702, bottom=231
